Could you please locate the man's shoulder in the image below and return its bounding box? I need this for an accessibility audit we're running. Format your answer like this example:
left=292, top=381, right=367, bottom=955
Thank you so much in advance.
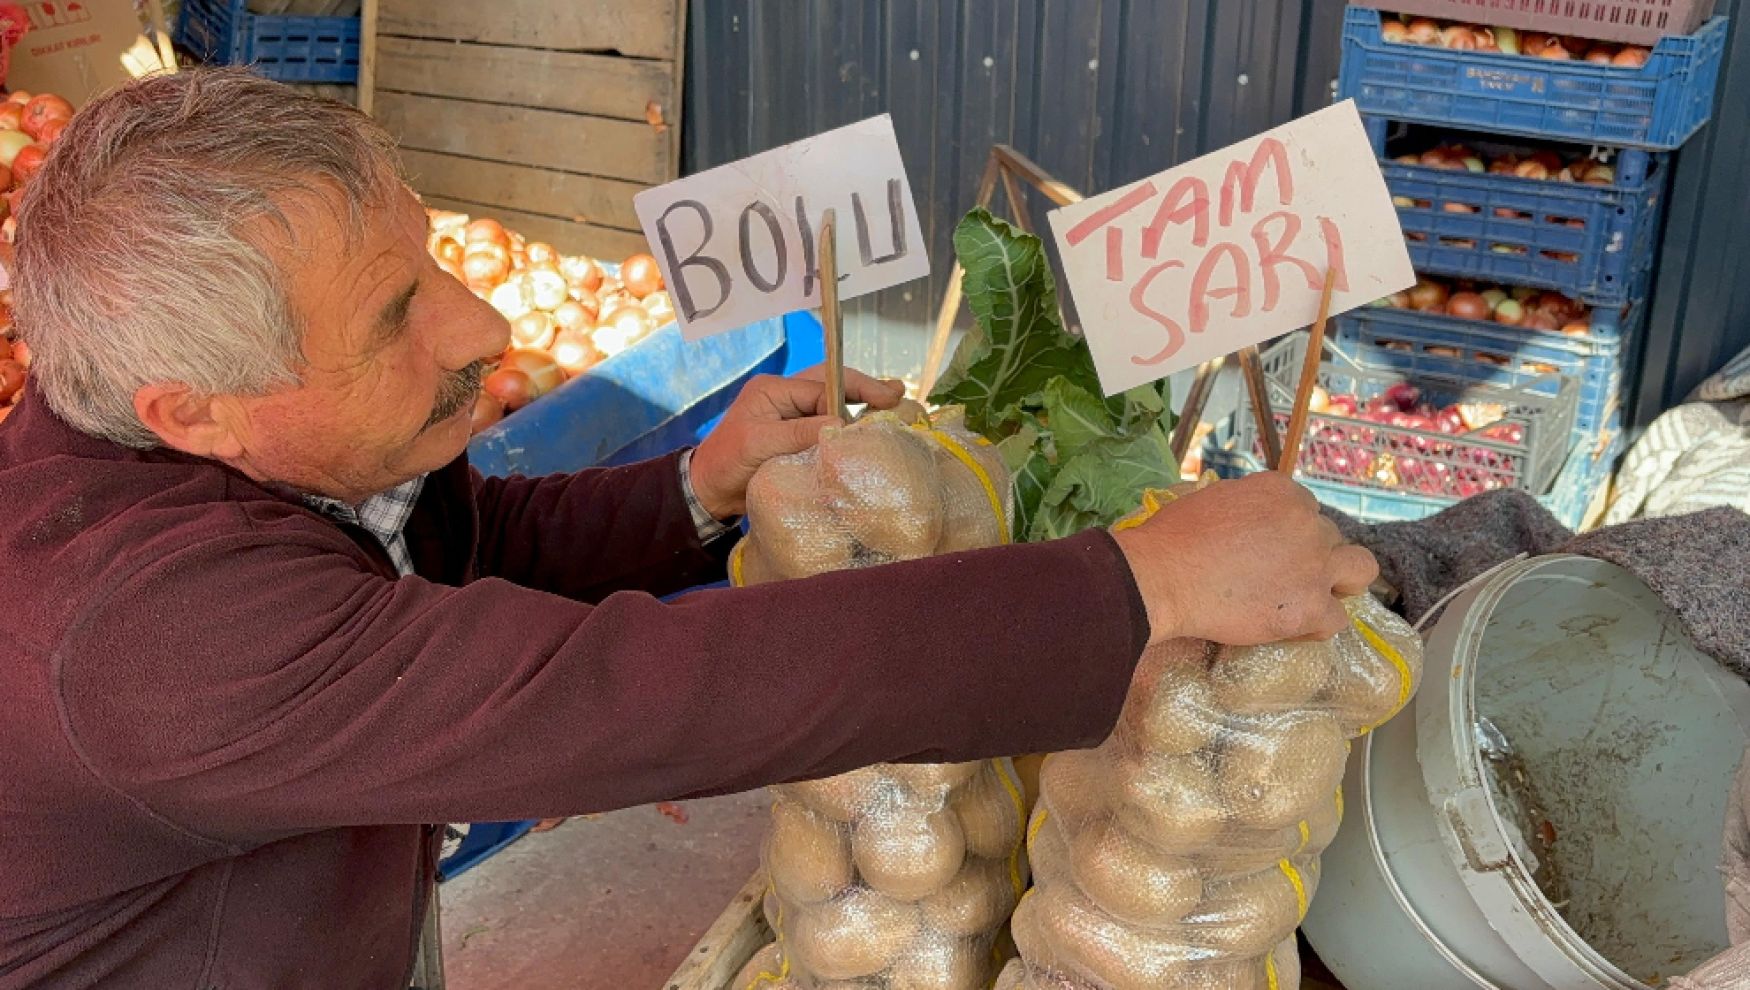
left=0, top=429, right=368, bottom=656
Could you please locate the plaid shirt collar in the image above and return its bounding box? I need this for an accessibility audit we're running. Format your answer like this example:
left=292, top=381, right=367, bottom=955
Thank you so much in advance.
left=303, top=475, right=426, bottom=576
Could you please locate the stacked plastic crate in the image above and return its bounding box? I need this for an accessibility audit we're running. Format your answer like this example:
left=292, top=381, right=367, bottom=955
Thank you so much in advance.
left=1211, top=2, right=1726, bottom=527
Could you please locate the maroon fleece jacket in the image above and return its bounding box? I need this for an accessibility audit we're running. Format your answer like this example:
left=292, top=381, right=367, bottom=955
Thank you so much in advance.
left=0, top=386, right=1149, bottom=989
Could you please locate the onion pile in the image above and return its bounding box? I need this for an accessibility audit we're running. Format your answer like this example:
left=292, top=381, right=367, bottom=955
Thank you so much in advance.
left=1371, top=276, right=1594, bottom=336
left=1394, top=141, right=1617, bottom=186
left=1296, top=381, right=1529, bottom=498
left=0, top=293, right=24, bottom=426
left=1381, top=17, right=1652, bottom=65
left=424, top=209, right=675, bottom=435
left=0, top=88, right=71, bottom=427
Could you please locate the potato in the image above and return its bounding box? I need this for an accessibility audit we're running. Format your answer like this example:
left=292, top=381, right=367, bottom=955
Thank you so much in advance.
left=853, top=807, right=967, bottom=902
left=768, top=799, right=854, bottom=905
left=1011, top=884, right=1200, bottom=990
left=931, top=430, right=1011, bottom=553
left=779, top=766, right=896, bottom=823
left=920, top=857, right=1018, bottom=938
left=731, top=943, right=790, bottom=989
left=817, top=422, right=943, bottom=559
left=1270, top=936, right=1302, bottom=989
left=885, top=930, right=989, bottom=990
left=1184, top=858, right=1320, bottom=958
left=743, top=456, right=855, bottom=579
left=888, top=761, right=983, bottom=799
left=1209, top=639, right=1334, bottom=713
left=1118, top=643, right=1224, bottom=755
left=734, top=538, right=786, bottom=587
left=1203, top=787, right=1343, bottom=878
left=763, top=887, right=783, bottom=931
left=1113, top=750, right=1230, bottom=852
left=993, top=960, right=1029, bottom=990
left=1037, top=750, right=1115, bottom=831
left=1069, top=817, right=1201, bottom=928
left=1322, top=595, right=1424, bottom=732
left=1217, top=713, right=1347, bottom=830
left=1027, top=813, right=1074, bottom=888
left=890, top=398, right=930, bottom=425
left=787, top=889, right=920, bottom=981
left=950, top=762, right=1024, bottom=859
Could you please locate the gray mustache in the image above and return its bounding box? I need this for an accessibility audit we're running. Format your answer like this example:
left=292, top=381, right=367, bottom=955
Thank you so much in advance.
left=427, top=360, right=486, bottom=428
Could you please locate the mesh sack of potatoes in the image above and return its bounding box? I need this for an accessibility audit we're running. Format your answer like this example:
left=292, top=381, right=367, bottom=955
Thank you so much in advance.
left=729, top=406, right=1028, bottom=990
left=1005, top=480, right=1424, bottom=990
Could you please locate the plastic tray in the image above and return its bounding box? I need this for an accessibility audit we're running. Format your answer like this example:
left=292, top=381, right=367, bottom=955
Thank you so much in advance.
left=1232, top=334, right=1578, bottom=500
left=1338, top=7, right=1727, bottom=149
left=175, top=0, right=360, bottom=83
left=1367, top=118, right=1668, bottom=307
left=1334, top=297, right=1645, bottom=438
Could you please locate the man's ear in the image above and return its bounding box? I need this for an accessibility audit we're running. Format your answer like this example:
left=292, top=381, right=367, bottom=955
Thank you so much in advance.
left=133, top=384, right=247, bottom=460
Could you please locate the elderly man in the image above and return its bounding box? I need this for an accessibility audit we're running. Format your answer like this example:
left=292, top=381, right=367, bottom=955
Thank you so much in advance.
left=0, top=71, right=1375, bottom=989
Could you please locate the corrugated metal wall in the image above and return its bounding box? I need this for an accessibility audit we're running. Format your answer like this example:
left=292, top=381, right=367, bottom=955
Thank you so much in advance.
left=686, top=0, right=1748, bottom=429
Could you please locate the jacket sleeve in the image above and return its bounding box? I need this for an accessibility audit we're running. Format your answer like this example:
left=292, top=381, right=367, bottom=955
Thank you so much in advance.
left=53, top=514, right=1148, bottom=847
left=469, top=450, right=727, bottom=602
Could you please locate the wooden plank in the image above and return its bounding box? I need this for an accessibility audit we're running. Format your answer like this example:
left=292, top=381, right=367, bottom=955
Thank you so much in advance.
left=398, top=150, right=644, bottom=231
left=375, top=92, right=669, bottom=185
left=418, top=195, right=649, bottom=262
left=377, top=0, right=679, bottom=61
left=374, top=37, right=674, bottom=123
left=358, top=0, right=378, bottom=113
left=663, top=0, right=686, bottom=178
left=666, top=869, right=773, bottom=990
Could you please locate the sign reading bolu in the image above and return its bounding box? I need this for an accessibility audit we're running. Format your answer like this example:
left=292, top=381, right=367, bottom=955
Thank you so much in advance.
left=634, top=115, right=930, bottom=341
left=1047, top=100, right=1414, bottom=395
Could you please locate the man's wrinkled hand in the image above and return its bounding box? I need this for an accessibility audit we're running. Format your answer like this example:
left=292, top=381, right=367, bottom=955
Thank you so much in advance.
left=1111, top=472, right=1379, bottom=647
left=687, top=366, right=905, bottom=520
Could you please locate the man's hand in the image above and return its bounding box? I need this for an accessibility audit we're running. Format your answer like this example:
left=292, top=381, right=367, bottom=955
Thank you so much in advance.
left=1111, top=472, right=1378, bottom=646
left=688, top=366, right=906, bottom=520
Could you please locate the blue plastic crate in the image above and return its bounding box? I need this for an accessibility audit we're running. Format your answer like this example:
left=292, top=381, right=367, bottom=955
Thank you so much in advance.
left=175, top=0, right=360, bottom=83
left=1205, top=414, right=1620, bottom=529
left=1338, top=7, right=1727, bottom=149
left=1333, top=297, right=1646, bottom=438
left=1365, top=117, right=1669, bottom=307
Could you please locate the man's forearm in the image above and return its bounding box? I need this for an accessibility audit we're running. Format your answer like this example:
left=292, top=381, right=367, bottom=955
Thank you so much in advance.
left=470, top=451, right=729, bottom=603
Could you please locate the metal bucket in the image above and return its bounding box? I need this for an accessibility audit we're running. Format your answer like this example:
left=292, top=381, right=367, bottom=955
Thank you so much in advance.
left=1304, top=554, right=1750, bottom=989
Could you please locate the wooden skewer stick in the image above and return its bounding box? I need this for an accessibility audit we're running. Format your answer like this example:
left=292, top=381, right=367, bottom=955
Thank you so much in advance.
left=1237, top=347, right=1281, bottom=471
left=1275, top=268, right=1339, bottom=474
left=818, top=209, right=850, bottom=423
left=1169, top=356, right=1225, bottom=465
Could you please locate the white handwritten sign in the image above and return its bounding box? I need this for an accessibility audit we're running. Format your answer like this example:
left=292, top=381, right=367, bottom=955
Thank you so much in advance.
left=633, top=115, right=930, bottom=341
left=1046, top=100, right=1414, bottom=395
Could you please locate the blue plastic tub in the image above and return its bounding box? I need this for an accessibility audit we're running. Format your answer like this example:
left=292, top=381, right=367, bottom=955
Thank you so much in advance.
left=1333, top=297, right=1646, bottom=438
left=175, top=0, right=361, bottom=83
left=1365, top=118, right=1669, bottom=307
left=1338, top=7, right=1727, bottom=149
left=468, top=316, right=789, bottom=477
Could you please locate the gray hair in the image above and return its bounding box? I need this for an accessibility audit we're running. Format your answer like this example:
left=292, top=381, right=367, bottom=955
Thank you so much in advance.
left=14, top=68, right=406, bottom=447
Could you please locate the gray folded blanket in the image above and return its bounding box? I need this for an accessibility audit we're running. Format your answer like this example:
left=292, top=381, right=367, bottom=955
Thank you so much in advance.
left=1325, top=490, right=1750, bottom=680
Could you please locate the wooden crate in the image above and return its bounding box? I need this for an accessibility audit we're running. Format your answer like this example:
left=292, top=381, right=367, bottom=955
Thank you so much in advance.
left=668, top=867, right=1349, bottom=990
left=362, top=0, right=681, bottom=260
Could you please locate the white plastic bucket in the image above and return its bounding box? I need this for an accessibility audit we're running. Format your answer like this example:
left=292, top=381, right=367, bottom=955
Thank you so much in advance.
left=1304, top=554, right=1750, bottom=989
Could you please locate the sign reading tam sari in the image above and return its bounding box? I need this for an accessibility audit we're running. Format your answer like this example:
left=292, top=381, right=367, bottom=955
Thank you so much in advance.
left=1046, top=100, right=1413, bottom=395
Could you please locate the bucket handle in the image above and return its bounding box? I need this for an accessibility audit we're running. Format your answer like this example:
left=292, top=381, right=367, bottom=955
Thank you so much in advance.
left=1413, top=553, right=1531, bottom=634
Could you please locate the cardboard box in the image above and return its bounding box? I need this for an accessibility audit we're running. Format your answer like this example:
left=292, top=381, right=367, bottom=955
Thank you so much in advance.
left=6, top=0, right=148, bottom=106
